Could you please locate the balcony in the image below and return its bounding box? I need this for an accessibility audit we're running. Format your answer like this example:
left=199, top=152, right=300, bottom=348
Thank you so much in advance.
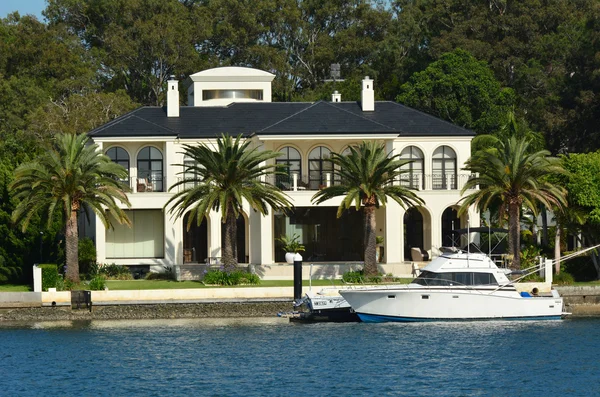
left=398, top=173, right=476, bottom=191
left=270, top=173, right=336, bottom=191
left=130, top=174, right=165, bottom=193
left=267, top=172, right=476, bottom=192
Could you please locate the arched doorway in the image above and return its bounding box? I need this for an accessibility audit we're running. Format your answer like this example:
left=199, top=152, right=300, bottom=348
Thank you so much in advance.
left=441, top=207, right=460, bottom=248
left=404, top=207, right=424, bottom=260
left=183, top=213, right=208, bottom=263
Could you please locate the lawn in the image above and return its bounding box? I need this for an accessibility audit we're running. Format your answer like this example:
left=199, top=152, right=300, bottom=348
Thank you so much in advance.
left=104, top=278, right=386, bottom=290
left=0, top=284, right=32, bottom=292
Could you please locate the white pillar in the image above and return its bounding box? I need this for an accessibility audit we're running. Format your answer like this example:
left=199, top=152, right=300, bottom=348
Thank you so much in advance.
left=33, top=265, right=42, bottom=292
left=249, top=210, right=274, bottom=265
left=326, top=172, right=331, bottom=187
left=208, top=211, right=222, bottom=259
left=384, top=201, right=403, bottom=263
left=292, top=172, right=298, bottom=192
left=545, top=258, right=553, bottom=284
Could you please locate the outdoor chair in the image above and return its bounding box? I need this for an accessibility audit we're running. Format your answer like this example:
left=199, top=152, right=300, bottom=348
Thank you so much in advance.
left=411, top=247, right=429, bottom=262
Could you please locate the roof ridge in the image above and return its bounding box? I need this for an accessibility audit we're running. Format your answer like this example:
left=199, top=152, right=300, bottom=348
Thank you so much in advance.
left=88, top=107, right=145, bottom=135
left=389, top=101, right=474, bottom=134
left=327, top=102, right=395, bottom=131
left=256, top=101, right=320, bottom=132
left=89, top=107, right=178, bottom=136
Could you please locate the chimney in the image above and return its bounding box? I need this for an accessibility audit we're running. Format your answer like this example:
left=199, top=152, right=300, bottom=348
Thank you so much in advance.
left=167, top=75, right=179, bottom=117
left=361, top=76, right=374, bottom=112
left=331, top=90, right=341, bottom=103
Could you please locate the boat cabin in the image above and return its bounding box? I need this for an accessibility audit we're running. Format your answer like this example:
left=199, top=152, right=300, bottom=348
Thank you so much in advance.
left=413, top=252, right=511, bottom=286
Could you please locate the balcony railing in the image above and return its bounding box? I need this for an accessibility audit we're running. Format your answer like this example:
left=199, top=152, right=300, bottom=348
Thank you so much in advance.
left=398, top=173, right=476, bottom=191
left=131, top=174, right=165, bottom=193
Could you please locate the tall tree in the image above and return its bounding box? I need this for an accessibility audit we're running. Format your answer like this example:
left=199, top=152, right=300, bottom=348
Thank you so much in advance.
left=311, top=141, right=424, bottom=276
left=559, top=151, right=600, bottom=279
left=45, top=0, right=207, bottom=106
left=10, top=133, right=131, bottom=283
left=460, top=136, right=567, bottom=269
left=166, top=135, right=291, bottom=267
left=391, top=0, right=599, bottom=153
left=397, top=49, right=515, bottom=135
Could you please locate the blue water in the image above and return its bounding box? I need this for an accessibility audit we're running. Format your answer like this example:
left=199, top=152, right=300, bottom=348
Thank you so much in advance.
left=1, top=317, right=599, bottom=396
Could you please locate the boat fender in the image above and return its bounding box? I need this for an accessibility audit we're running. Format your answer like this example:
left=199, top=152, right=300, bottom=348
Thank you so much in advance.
left=531, top=287, right=539, bottom=296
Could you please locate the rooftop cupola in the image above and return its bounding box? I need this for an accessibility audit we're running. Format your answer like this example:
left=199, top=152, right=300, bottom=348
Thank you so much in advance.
left=331, top=90, right=341, bottom=103
left=167, top=75, right=179, bottom=117
left=185, top=66, right=275, bottom=107
left=361, top=76, right=374, bottom=112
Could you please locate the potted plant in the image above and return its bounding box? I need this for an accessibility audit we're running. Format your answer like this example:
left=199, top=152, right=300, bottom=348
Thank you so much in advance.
left=376, top=236, right=384, bottom=263
left=276, top=234, right=306, bottom=264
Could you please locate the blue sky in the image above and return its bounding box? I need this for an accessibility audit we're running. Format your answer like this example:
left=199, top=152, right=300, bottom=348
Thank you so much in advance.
left=1, top=0, right=47, bottom=20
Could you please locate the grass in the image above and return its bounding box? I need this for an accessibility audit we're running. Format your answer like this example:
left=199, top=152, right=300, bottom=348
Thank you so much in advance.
left=0, top=284, right=31, bottom=292
left=5, top=278, right=597, bottom=292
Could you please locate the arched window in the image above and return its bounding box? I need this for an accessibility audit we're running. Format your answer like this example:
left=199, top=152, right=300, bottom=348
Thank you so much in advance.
left=276, top=147, right=301, bottom=190
left=308, top=146, right=333, bottom=190
left=400, top=146, right=424, bottom=190
left=106, top=147, right=130, bottom=186
left=137, top=146, right=163, bottom=192
left=432, top=146, right=457, bottom=189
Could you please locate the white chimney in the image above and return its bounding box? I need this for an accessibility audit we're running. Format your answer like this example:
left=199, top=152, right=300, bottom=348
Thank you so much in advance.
left=361, top=76, right=374, bottom=112
left=331, top=90, right=341, bottom=103
left=167, top=75, right=179, bottom=117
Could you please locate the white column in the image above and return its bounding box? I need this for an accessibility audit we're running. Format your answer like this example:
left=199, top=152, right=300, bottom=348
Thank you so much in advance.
left=208, top=210, right=222, bottom=259
left=292, top=172, right=298, bottom=191
left=325, top=172, right=331, bottom=187
left=164, top=141, right=179, bottom=193
left=95, top=218, right=107, bottom=264
left=249, top=210, right=274, bottom=265
left=384, top=201, right=403, bottom=264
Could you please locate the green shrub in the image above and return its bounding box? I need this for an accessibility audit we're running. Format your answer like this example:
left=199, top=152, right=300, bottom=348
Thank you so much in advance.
left=78, top=238, right=97, bottom=276
left=553, top=271, right=575, bottom=285
left=561, top=254, right=597, bottom=282
left=88, top=275, right=107, bottom=290
left=39, top=264, right=60, bottom=291
left=202, top=269, right=260, bottom=286
left=99, top=263, right=133, bottom=280
left=342, top=270, right=366, bottom=284
left=0, top=264, right=23, bottom=284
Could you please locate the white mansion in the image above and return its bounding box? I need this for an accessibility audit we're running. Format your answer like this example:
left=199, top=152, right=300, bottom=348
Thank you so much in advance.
left=88, top=66, right=479, bottom=273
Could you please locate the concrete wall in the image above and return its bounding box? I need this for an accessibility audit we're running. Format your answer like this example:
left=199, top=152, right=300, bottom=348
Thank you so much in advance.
left=0, top=292, right=42, bottom=308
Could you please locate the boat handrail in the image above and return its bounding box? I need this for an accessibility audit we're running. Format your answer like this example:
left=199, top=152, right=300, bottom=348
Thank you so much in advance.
left=404, top=277, right=500, bottom=293
left=489, top=243, right=600, bottom=294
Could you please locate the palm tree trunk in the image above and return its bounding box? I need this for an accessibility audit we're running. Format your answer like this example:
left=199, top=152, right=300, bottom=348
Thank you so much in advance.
left=554, top=223, right=561, bottom=275
left=508, top=203, right=521, bottom=269
left=541, top=205, right=549, bottom=248
left=221, top=206, right=238, bottom=268
left=65, top=209, right=80, bottom=283
left=363, top=205, right=378, bottom=276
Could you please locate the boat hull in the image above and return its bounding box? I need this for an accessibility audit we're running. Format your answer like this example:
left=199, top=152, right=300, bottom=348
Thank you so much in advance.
left=340, top=287, right=564, bottom=322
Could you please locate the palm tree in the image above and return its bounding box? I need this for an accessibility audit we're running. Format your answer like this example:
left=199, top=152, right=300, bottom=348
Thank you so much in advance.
left=166, top=134, right=291, bottom=267
left=459, top=136, right=567, bottom=269
left=10, top=133, right=131, bottom=283
left=311, top=141, right=424, bottom=276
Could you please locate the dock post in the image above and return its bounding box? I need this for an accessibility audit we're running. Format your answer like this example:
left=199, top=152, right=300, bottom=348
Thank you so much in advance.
left=293, top=253, right=303, bottom=301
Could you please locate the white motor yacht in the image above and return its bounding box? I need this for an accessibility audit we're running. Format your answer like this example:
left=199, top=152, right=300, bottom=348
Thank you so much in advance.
left=339, top=251, right=565, bottom=322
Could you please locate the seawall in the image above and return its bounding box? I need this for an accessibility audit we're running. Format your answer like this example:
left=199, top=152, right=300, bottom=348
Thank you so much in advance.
left=556, top=286, right=600, bottom=316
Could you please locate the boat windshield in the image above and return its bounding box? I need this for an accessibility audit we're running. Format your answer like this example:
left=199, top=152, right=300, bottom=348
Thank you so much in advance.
left=413, top=270, right=498, bottom=286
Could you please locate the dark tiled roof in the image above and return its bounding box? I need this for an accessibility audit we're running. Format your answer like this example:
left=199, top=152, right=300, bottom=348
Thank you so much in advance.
left=88, top=101, right=474, bottom=138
